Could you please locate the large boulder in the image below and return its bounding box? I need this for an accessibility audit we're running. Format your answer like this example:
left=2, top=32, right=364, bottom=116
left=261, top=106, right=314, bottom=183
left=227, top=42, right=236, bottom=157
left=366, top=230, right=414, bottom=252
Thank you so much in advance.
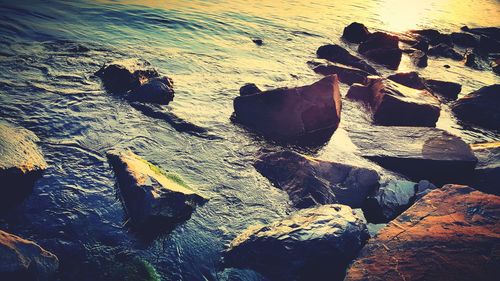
left=428, top=43, right=464, bottom=60
left=342, top=22, right=370, bottom=43
left=345, top=185, right=500, bottom=281
left=347, top=77, right=441, bottom=127
left=106, top=149, right=207, bottom=235
left=316, top=44, right=378, bottom=74
left=254, top=150, right=380, bottom=209
left=451, top=84, right=500, bottom=130
left=0, top=230, right=59, bottom=281
left=0, top=122, right=47, bottom=211
left=232, top=75, right=342, bottom=143
left=224, top=204, right=369, bottom=281
left=358, top=32, right=402, bottom=69
left=309, top=60, right=369, bottom=85
left=470, top=142, right=500, bottom=195
left=348, top=126, right=478, bottom=184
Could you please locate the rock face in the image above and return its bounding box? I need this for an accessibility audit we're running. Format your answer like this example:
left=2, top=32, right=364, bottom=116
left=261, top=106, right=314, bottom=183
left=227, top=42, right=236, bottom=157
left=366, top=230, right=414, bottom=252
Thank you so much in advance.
left=106, top=149, right=207, bottom=235
left=358, top=32, right=402, bottom=69
left=452, top=84, right=500, bottom=130
left=428, top=43, right=463, bottom=60
left=347, top=77, right=441, bottom=127
left=224, top=204, right=369, bottom=281
left=342, top=22, right=370, bottom=43
left=316, top=44, right=378, bottom=74
left=254, top=151, right=380, bottom=209
left=348, top=126, right=478, bottom=184
left=310, top=60, right=369, bottom=85
left=232, top=75, right=342, bottom=143
left=345, top=185, right=500, bottom=281
left=0, top=121, right=47, bottom=211
left=0, top=230, right=59, bottom=281
left=471, top=142, right=500, bottom=195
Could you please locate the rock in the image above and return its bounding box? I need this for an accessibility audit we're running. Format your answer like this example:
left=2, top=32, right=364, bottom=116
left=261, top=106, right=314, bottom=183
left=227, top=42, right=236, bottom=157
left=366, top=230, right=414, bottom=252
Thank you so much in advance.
left=424, top=79, right=462, bottom=100
left=127, top=76, right=174, bottom=105
left=464, top=50, right=480, bottom=69
left=232, top=75, right=342, bottom=143
left=0, top=230, right=59, bottom=281
left=345, top=185, right=500, bottom=281
left=342, top=22, right=370, bottom=43
left=348, top=77, right=441, bottom=127
left=409, top=49, right=428, bottom=67
left=470, top=142, right=500, bottom=195
left=346, top=83, right=371, bottom=100
left=348, top=126, right=478, bottom=184
left=450, top=32, right=478, bottom=47
left=254, top=150, right=380, bottom=209
left=387, top=72, right=426, bottom=90
left=492, top=59, right=500, bottom=75
left=239, top=83, right=261, bottom=96
left=224, top=204, right=370, bottom=281
left=95, top=59, right=159, bottom=94
left=310, top=60, right=369, bottom=85
left=106, top=149, right=207, bottom=235
left=428, top=43, right=463, bottom=60
left=0, top=121, right=47, bottom=211
left=410, top=29, right=452, bottom=46
left=452, top=84, right=500, bottom=130
left=462, top=26, right=500, bottom=41
left=316, top=44, right=378, bottom=75
left=366, top=223, right=386, bottom=237
left=252, top=39, right=263, bottom=46
left=444, top=64, right=451, bottom=68
left=479, top=35, right=500, bottom=54
left=358, top=32, right=402, bottom=69
left=410, top=40, right=429, bottom=52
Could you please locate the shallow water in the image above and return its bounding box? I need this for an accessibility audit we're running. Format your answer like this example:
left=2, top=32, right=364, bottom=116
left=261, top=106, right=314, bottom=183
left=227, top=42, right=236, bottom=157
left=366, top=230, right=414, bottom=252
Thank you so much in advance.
left=0, top=0, right=499, bottom=280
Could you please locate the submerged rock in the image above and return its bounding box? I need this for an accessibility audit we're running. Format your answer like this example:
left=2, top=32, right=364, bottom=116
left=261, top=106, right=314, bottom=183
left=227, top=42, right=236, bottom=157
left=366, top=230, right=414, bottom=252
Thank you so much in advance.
left=232, top=75, right=342, bottom=144
left=239, top=83, right=261, bottom=96
left=451, top=84, right=500, bottom=130
left=224, top=204, right=369, bottom=281
left=127, top=76, right=174, bottom=105
left=310, top=59, right=369, bottom=85
left=358, top=32, right=402, bottom=69
left=0, top=121, right=47, bottom=211
left=342, top=22, right=370, bottom=43
left=316, top=44, right=378, bottom=74
left=254, top=150, right=380, bottom=209
left=345, top=185, right=500, bottom=281
left=106, top=149, right=207, bottom=235
left=0, top=230, right=59, bottom=281
left=428, top=43, right=463, bottom=60
left=470, top=142, right=500, bottom=195
left=348, top=126, right=478, bottom=184
left=95, top=59, right=159, bottom=94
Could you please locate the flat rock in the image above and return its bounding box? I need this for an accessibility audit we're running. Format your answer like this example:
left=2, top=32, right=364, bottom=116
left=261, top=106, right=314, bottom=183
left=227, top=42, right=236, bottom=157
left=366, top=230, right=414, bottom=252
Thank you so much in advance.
left=342, top=22, right=370, bottom=43
left=345, top=185, right=500, bottom=281
left=358, top=32, right=402, bottom=70
left=452, top=84, right=500, bottom=130
left=254, top=150, right=380, bottom=209
left=348, top=126, right=478, bottom=184
left=224, top=204, right=369, bottom=281
left=232, top=75, right=342, bottom=144
left=316, top=44, right=378, bottom=75
left=470, top=142, right=500, bottom=195
left=0, top=230, right=59, bottom=281
left=310, top=59, right=369, bottom=85
left=95, top=59, right=159, bottom=94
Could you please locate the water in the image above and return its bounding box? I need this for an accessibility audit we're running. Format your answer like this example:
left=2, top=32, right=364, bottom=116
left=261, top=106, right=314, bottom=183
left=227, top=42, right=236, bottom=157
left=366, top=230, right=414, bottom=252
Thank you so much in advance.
left=0, top=0, right=499, bottom=280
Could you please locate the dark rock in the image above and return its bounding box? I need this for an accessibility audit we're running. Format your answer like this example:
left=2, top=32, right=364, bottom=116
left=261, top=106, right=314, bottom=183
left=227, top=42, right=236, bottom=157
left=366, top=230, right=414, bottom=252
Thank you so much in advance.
left=358, top=32, right=402, bottom=69
left=95, top=59, right=159, bottom=94
left=387, top=72, right=426, bottom=90
left=464, top=50, right=481, bottom=69
left=410, top=29, right=452, bottom=46
left=254, top=150, right=380, bottom=209
left=239, top=83, right=261, bottom=96
left=428, top=43, right=463, bottom=60
left=452, top=84, right=500, bottom=130
left=232, top=75, right=342, bottom=143
left=0, top=230, right=59, bottom=281
left=450, top=32, right=478, bottom=47
left=224, top=204, right=370, bottom=281
left=310, top=60, right=369, bottom=85
left=444, top=64, right=451, bottom=68
left=342, top=22, right=370, bottom=43
left=345, top=185, right=500, bottom=281
left=346, top=83, right=371, bottom=101
left=462, top=26, right=500, bottom=41
left=424, top=79, right=462, bottom=100
left=348, top=126, right=478, bottom=184
left=411, top=40, right=429, bottom=52
left=414, top=179, right=437, bottom=199
left=0, top=121, right=47, bottom=212
left=492, top=59, right=500, bottom=75
left=470, top=142, right=500, bottom=195
left=127, top=76, right=174, bottom=105
left=410, top=50, right=428, bottom=67
left=479, top=35, right=500, bottom=54
left=316, top=44, right=378, bottom=75
left=252, top=39, right=264, bottom=46
left=106, top=149, right=207, bottom=236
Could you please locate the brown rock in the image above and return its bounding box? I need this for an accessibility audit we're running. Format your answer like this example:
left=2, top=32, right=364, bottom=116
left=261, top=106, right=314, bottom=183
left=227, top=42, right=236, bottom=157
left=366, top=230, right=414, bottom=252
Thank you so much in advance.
left=310, top=60, right=369, bottom=85
left=316, top=44, right=378, bottom=75
left=470, top=142, right=500, bottom=195
left=342, top=22, right=370, bottom=43
left=358, top=32, right=402, bottom=70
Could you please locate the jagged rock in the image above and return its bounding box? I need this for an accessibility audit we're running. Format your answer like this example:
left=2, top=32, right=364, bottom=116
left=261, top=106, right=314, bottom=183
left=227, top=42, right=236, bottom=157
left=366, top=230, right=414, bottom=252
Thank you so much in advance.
left=95, top=59, right=159, bottom=94
left=470, top=142, right=500, bottom=195
left=450, top=32, right=478, bottom=47
left=0, top=230, right=59, bottom=281
left=345, top=185, right=500, bottom=281
left=410, top=50, right=428, bottom=67
left=239, top=83, right=261, bottom=96
left=224, top=204, right=369, bottom=281
left=316, top=44, right=378, bottom=74
left=310, top=60, right=369, bottom=85
left=342, top=22, right=370, bottom=43
left=127, top=76, right=174, bottom=105
left=358, top=32, right=402, bottom=69
left=387, top=72, right=426, bottom=90
left=348, top=126, right=478, bottom=184
left=452, top=84, right=500, bottom=130
left=0, top=121, right=47, bottom=211
left=232, top=75, right=342, bottom=143
left=106, top=149, right=207, bottom=235
left=428, top=43, right=464, bottom=60
left=254, top=150, right=380, bottom=209
left=424, top=79, right=462, bottom=100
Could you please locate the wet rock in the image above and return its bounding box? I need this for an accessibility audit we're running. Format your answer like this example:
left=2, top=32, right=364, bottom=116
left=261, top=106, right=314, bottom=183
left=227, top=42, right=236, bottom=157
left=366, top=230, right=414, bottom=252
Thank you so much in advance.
left=492, top=59, right=500, bottom=75
left=224, top=204, right=369, bottom=281
left=414, top=179, right=437, bottom=199
left=316, top=44, right=378, bottom=74
left=239, top=83, right=261, bottom=96
left=462, top=26, right=500, bottom=41
left=479, top=35, right=500, bottom=54
left=348, top=126, right=478, bottom=184
left=348, top=77, right=441, bottom=127
left=252, top=39, right=263, bottom=46
left=387, top=72, right=426, bottom=90
left=424, top=79, right=462, bottom=100
left=95, top=59, right=159, bottom=94
left=342, top=22, right=370, bottom=43
left=428, top=43, right=464, bottom=60
left=345, top=185, right=500, bottom=281
left=464, top=50, right=481, bottom=69
left=232, top=75, right=342, bottom=143
left=450, top=32, right=478, bottom=47
left=346, top=83, right=371, bottom=101
left=410, top=40, right=429, bottom=52
left=106, top=149, right=207, bottom=235
left=358, top=32, right=402, bottom=69
left=127, top=76, right=174, bottom=105
left=0, top=230, right=59, bottom=281
left=310, top=60, right=369, bottom=85
left=0, top=121, right=47, bottom=211
left=451, top=84, right=500, bottom=130
left=410, top=29, right=452, bottom=46
left=254, top=150, right=380, bottom=209
left=366, top=223, right=386, bottom=237
left=410, top=49, right=428, bottom=67
left=470, top=142, right=500, bottom=195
